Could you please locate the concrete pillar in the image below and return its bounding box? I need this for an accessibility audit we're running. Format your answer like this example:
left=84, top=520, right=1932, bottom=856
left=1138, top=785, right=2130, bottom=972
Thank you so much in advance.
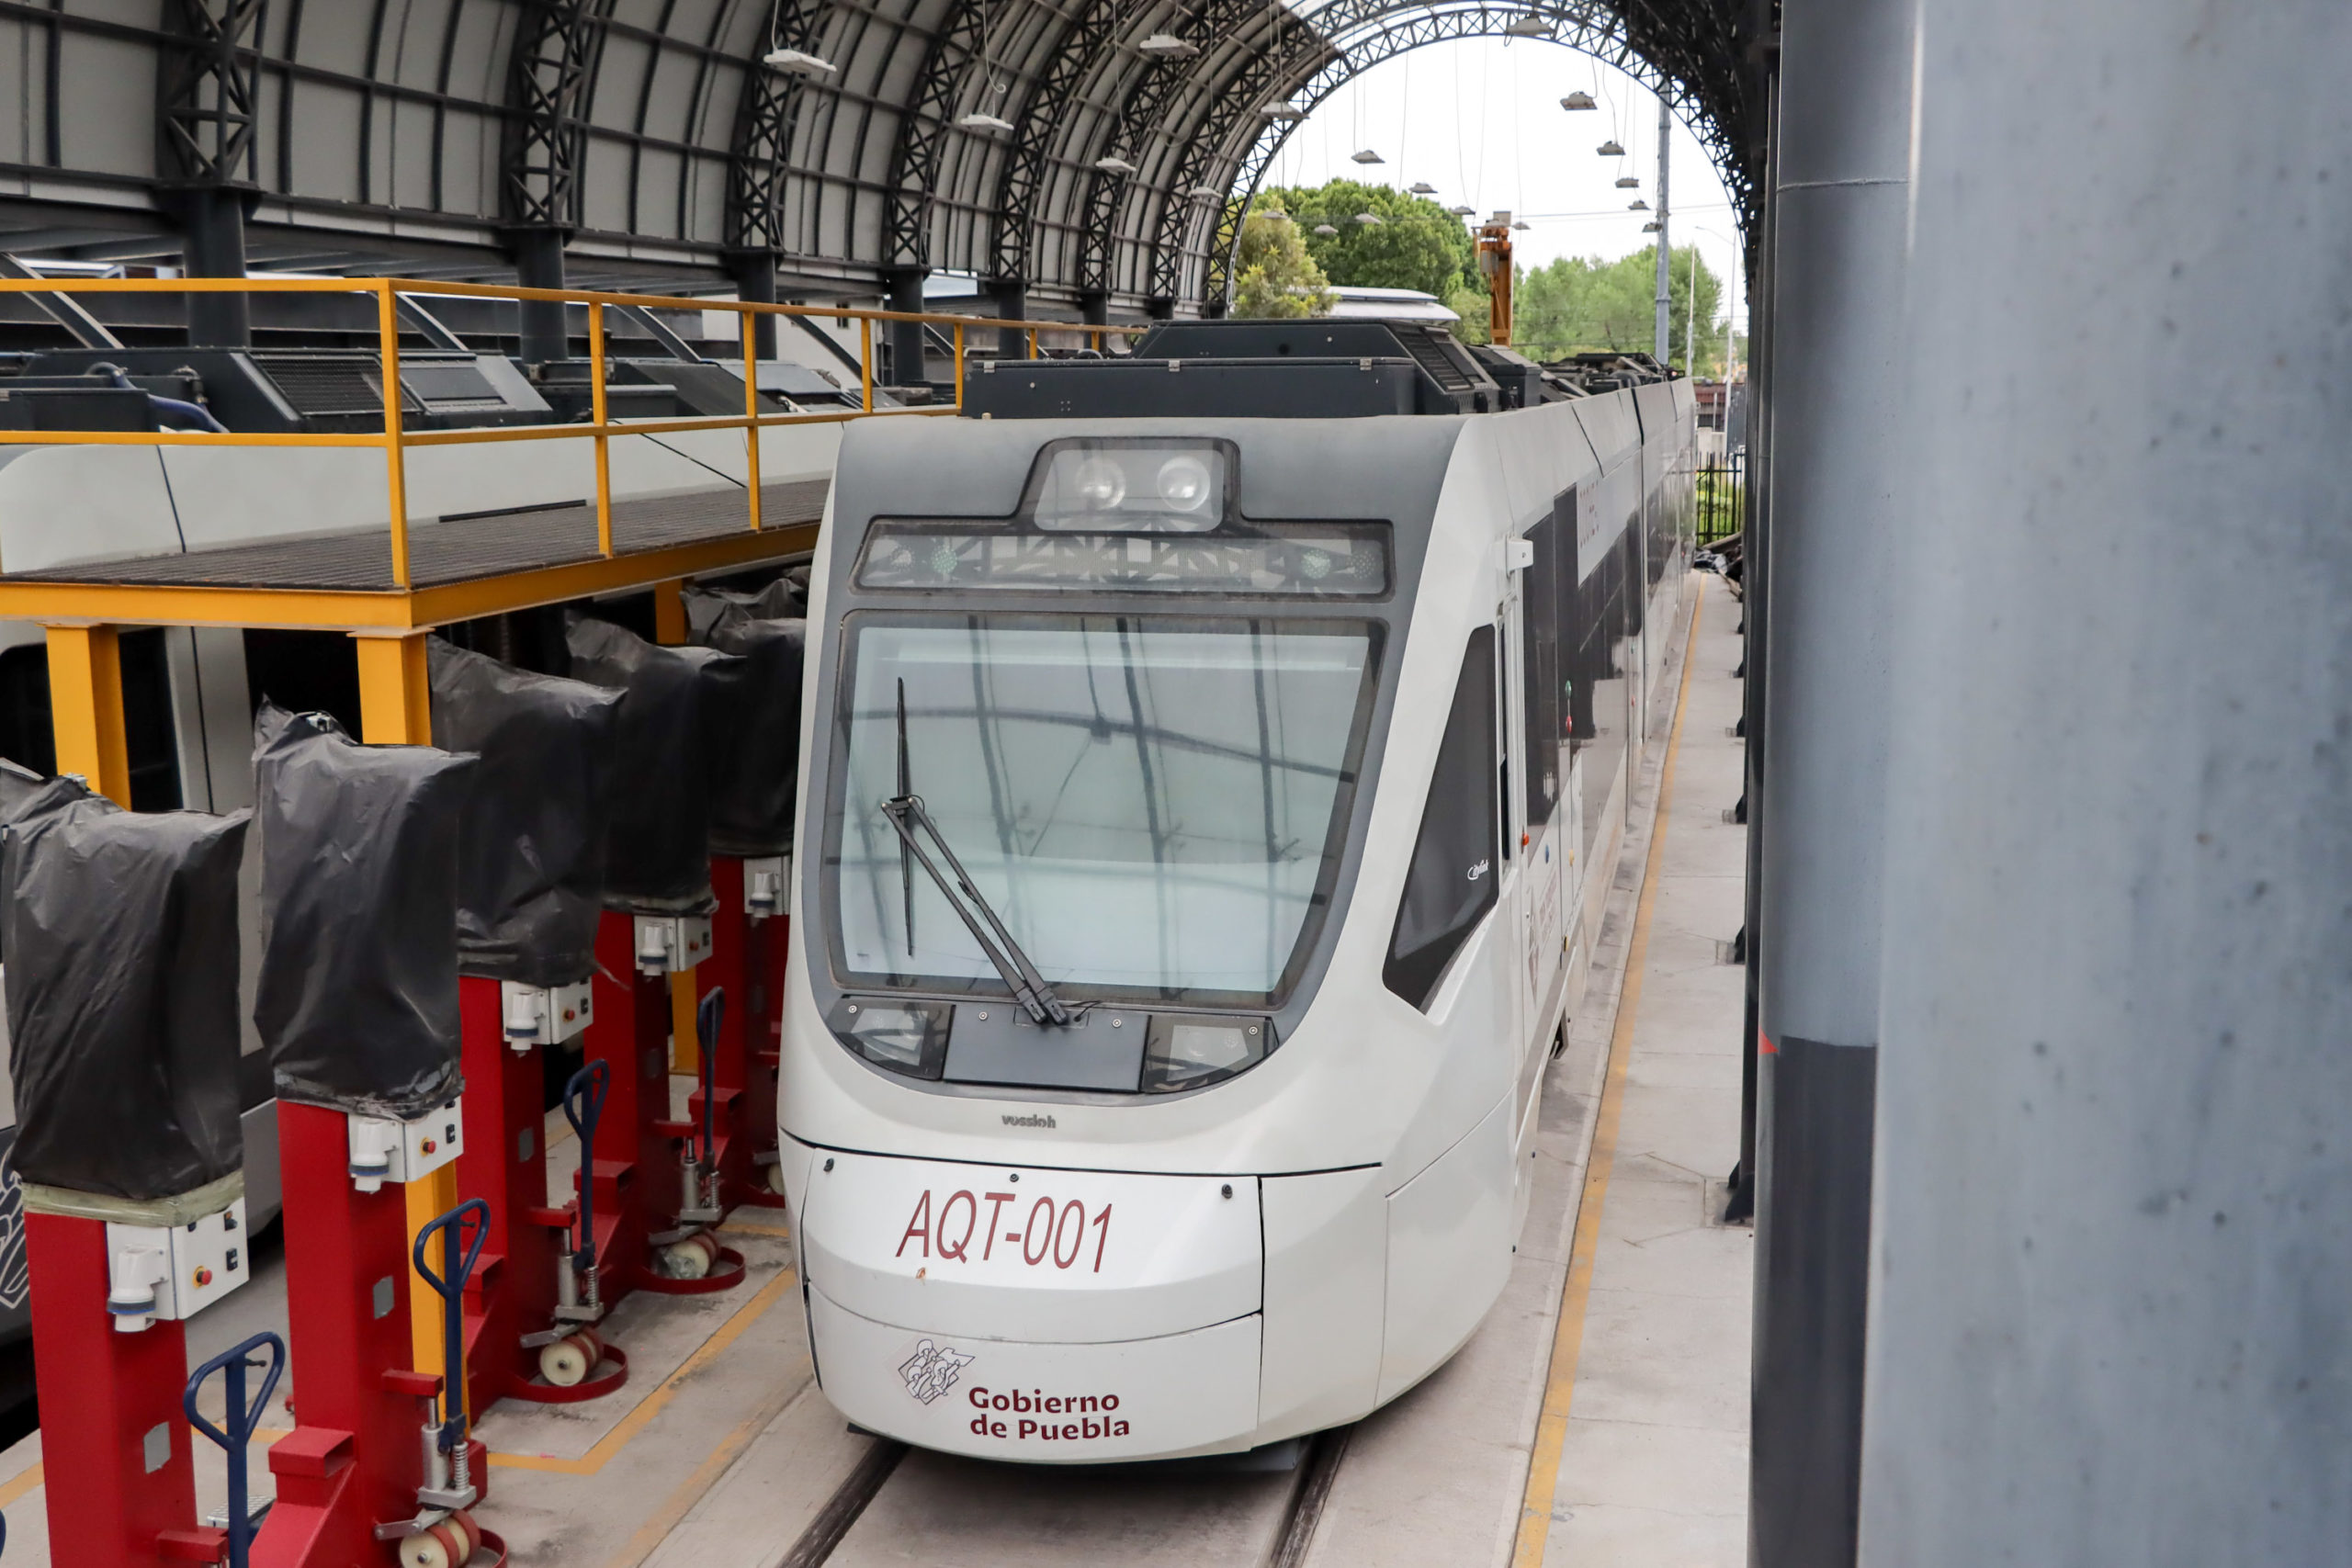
left=512, top=228, right=570, bottom=366
left=176, top=186, right=250, bottom=348
left=1750, top=3, right=1910, bottom=1563
left=729, top=250, right=779, bottom=360
left=884, top=267, right=927, bottom=386
left=989, top=279, right=1028, bottom=360
left=1860, top=4, right=2352, bottom=1563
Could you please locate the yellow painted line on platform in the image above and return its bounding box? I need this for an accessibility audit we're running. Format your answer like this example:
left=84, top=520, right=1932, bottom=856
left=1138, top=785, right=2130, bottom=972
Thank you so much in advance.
left=1510, top=580, right=1703, bottom=1568
left=599, top=1353, right=817, bottom=1568
left=0, top=1464, right=40, bottom=1508
left=488, top=1266, right=797, bottom=1476
left=720, top=1219, right=794, bottom=1238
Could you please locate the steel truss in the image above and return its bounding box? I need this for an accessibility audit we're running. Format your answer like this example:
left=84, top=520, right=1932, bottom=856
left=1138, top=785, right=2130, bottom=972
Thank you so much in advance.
left=158, top=0, right=265, bottom=186
left=503, top=0, right=612, bottom=234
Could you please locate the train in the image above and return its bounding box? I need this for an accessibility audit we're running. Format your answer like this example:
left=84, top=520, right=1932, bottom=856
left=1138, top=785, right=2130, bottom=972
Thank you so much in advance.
left=776, top=319, right=1698, bottom=1461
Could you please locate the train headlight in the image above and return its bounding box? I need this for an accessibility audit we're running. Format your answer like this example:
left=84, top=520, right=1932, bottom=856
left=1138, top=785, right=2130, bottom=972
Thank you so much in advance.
left=1157, top=454, right=1212, bottom=511
left=1026, top=438, right=1235, bottom=531
left=1141, top=1015, right=1271, bottom=1092
left=830, top=998, right=952, bottom=1079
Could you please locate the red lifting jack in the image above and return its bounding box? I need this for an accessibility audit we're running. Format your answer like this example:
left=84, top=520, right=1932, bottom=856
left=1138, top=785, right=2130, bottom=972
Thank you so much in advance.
left=250, top=1108, right=502, bottom=1568
left=693, top=855, right=795, bottom=1213
left=453, top=976, right=628, bottom=1416
left=578, top=910, right=746, bottom=1301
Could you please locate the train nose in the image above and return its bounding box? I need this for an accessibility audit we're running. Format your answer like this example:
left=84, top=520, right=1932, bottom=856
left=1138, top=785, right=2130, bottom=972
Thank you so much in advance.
left=797, top=1150, right=1263, bottom=1460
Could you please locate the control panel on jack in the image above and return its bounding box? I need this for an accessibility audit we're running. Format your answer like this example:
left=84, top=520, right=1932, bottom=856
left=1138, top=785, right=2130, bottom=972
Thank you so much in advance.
left=106, top=1198, right=250, bottom=1332
left=347, top=1100, right=466, bottom=1193
left=634, top=913, right=714, bottom=976
left=502, top=978, right=595, bottom=1050
left=742, top=853, right=790, bottom=919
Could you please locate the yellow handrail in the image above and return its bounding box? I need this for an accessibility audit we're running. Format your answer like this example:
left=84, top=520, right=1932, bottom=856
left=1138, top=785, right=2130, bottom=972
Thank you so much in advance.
left=0, top=275, right=1148, bottom=588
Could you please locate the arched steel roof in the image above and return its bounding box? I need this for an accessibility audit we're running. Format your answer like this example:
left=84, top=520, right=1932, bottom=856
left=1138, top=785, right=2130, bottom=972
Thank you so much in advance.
left=0, top=0, right=1766, bottom=314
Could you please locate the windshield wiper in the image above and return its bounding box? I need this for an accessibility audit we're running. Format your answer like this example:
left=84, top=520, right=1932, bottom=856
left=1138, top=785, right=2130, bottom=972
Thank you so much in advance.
left=882, top=681, right=1073, bottom=1027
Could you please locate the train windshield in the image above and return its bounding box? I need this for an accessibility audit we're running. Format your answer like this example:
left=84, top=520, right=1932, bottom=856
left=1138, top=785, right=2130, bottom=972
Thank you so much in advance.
left=829, top=615, right=1378, bottom=1007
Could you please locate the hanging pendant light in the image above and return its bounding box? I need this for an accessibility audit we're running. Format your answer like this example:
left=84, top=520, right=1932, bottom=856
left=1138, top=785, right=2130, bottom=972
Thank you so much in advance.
left=1355, top=212, right=1384, bottom=225
left=1641, top=220, right=1662, bottom=232
left=1628, top=198, right=1649, bottom=210
left=1350, top=149, right=1385, bottom=164
left=1095, top=153, right=1138, bottom=175
left=1615, top=175, right=1640, bottom=189
left=1502, top=13, right=1553, bottom=37
left=1312, top=223, right=1339, bottom=236
left=764, top=48, right=837, bottom=78
left=1138, top=32, right=1199, bottom=59
left=1187, top=186, right=1225, bottom=202
left=1260, top=104, right=1306, bottom=122
left=1560, top=91, right=1598, bottom=110
left=1511, top=220, right=1532, bottom=231
left=957, top=112, right=1013, bottom=133
left=1448, top=205, right=1476, bottom=217
left=1408, top=181, right=1437, bottom=195
left=1597, top=140, right=1625, bottom=157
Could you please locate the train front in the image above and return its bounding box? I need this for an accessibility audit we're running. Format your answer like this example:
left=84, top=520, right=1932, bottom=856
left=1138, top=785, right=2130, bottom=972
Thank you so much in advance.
left=776, top=410, right=1468, bottom=1462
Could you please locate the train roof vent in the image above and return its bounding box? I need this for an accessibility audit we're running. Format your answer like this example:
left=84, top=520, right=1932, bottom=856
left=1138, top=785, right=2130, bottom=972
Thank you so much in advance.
left=1395, top=324, right=1477, bottom=394
left=251, top=353, right=421, bottom=418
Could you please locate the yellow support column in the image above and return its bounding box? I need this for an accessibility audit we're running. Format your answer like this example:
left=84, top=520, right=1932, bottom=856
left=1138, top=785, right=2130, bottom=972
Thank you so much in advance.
left=354, top=629, right=458, bottom=1379
left=650, top=586, right=701, bottom=1070
left=43, top=624, right=131, bottom=806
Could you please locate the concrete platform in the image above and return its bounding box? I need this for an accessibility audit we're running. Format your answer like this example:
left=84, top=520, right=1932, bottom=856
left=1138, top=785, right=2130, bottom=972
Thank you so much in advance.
left=0, top=574, right=1753, bottom=1567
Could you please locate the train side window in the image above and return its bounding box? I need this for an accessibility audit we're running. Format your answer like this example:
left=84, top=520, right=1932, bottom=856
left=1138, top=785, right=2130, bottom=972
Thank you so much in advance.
left=1385, top=625, right=1502, bottom=1010
left=0, top=633, right=182, bottom=810
left=1521, top=504, right=1567, bottom=825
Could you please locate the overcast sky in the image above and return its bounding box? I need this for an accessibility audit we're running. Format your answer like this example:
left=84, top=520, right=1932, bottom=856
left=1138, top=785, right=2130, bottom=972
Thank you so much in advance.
left=1261, top=39, right=1747, bottom=335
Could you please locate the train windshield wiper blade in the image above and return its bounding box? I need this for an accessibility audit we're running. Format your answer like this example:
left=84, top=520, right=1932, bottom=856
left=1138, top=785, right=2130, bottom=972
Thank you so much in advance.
left=878, top=792, right=1074, bottom=1027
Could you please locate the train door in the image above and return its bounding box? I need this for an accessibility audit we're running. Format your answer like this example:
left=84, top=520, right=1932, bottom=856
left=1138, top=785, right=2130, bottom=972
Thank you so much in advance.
left=1516, top=508, right=1569, bottom=1038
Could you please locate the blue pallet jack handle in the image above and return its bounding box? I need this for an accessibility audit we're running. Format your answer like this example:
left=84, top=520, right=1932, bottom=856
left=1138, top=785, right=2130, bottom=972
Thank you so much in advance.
left=183, top=1331, right=288, bottom=1568
left=563, top=1060, right=610, bottom=1277
left=695, top=988, right=726, bottom=1172
left=413, top=1198, right=490, bottom=1461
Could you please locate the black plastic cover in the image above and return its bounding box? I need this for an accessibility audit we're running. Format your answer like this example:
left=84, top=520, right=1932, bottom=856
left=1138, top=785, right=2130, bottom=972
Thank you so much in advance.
left=0, top=757, right=51, bottom=963
left=2, top=779, right=250, bottom=1201
left=564, top=616, right=736, bottom=909
left=252, top=704, right=475, bottom=1118
left=684, top=588, right=807, bottom=856
left=427, top=638, right=624, bottom=985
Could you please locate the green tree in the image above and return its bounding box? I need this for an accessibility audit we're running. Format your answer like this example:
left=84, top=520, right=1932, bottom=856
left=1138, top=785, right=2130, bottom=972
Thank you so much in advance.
left=1258, top=179, right=1476, bottom=299
left=1512, top=245, right=1729, bottom=375
left=1230, top=203, right=1336, bottom=319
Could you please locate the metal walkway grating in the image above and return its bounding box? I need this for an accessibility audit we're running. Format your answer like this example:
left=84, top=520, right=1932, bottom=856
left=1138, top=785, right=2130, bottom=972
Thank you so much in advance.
left=3, top=479, right=828, bottom=592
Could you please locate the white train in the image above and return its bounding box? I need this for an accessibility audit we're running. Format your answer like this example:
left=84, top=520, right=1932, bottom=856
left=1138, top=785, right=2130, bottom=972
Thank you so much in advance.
left=778, top=322, right=1697, bottom=1461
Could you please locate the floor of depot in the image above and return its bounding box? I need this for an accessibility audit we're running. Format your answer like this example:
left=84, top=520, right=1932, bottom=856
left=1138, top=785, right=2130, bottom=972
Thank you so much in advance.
left=0, top=575, right=1752, bottom=1567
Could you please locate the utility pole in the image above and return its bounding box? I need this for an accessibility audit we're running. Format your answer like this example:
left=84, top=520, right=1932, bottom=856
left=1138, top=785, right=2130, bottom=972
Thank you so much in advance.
left=1687, top=244, right=1700, bottom=374
left=1654, top=94, right=1672, bottom=364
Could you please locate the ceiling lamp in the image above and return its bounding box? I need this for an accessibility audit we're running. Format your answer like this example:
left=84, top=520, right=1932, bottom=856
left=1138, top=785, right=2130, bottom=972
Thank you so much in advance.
left=1628, top=198, right=1649, bottom=210
left=1512, top=220, right=1532, bottom=231
left=1408, top=181, right=1437, bottom=195
left=956, top=112, right=1014, bottom=134
left=1502, top=13, right=1553, bottom=37
left=1351, top=149, right=1385, bottom=164
left=764, top=48, right=837, bottom=77
left=1449, top=204, right=1476, bottom=217
left=1355, top=212, right=1384, bottom=224
left=1597, top=139, right=1624, bottom=156
left=1187, top=186, right=1225, bottom=201
left=1313, top=223, right=1339, bottom=236
left=1095, top=153, right=1138, bottom=175
left=1260, top=105, right=1306, bottom=122
left=1561, top=91, right=1597, bottom=110
left=1137, top=32, right=1199, bottom=59
left=1641, top=220, right=1662, bottom=232
left=1615, top=175, right=1640, bottom=189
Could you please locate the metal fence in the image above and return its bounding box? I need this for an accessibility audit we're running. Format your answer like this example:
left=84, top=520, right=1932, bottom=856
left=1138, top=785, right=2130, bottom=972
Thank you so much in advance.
left=1697, top=452, right=1746, bottom=547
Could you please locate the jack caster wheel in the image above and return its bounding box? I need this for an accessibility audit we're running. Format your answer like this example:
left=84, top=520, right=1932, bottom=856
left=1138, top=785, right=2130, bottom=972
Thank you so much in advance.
left=538, top=1328, right=605, bottom=1387
left=399, top=1511, right=481, bottom=1568
left=656, top=1231, right=723, bottom=1280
